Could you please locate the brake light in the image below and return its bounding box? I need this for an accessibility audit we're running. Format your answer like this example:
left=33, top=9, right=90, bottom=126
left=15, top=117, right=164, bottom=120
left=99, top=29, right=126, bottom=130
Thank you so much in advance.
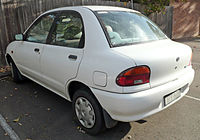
left=116, top=66, right=150, bottom=86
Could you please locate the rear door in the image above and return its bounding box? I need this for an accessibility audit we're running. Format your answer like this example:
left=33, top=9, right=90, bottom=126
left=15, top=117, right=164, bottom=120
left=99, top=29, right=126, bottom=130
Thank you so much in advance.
left=40, top=11, right=84, bottom=94
left=14, top=13, right=56, bottom=80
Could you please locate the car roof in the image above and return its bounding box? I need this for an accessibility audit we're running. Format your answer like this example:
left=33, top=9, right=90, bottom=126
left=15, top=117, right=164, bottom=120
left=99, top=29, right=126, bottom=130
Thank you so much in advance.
left=83, top=5, right=139, bottom=13
left=45, top=5, right=140, bottom=14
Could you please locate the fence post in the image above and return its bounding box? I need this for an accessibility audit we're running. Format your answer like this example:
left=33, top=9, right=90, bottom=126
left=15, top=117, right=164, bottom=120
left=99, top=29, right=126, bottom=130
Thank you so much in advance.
left=131, top=0, right=134, bottom=9
left=0, top=0, right=7, bottom=66
left=81, top=0, right=84, bottom=5
left=0, top=0, right=2, bottom=66
left=167, top=6, right=173, bottom=39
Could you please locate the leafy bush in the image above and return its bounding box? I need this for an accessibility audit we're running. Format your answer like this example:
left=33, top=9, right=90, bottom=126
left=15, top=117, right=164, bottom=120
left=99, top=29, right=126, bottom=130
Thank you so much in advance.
left=114, top=0, right=186, bottom=16
left=136, top=0, right=186, bottom=16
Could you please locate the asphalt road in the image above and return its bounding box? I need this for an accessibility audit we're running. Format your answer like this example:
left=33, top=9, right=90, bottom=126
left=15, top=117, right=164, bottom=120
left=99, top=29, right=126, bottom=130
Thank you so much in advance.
left=0, top=38, right=200, bottom=140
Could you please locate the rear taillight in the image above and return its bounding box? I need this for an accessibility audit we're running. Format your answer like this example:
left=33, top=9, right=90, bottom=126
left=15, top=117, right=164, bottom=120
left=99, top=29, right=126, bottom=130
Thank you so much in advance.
left=116, top=66, right=150, bottom=86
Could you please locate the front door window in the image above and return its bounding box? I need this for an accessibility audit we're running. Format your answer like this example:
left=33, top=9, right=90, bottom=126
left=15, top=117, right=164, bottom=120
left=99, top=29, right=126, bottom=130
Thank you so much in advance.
left=26, top=14, right=56, bottom=43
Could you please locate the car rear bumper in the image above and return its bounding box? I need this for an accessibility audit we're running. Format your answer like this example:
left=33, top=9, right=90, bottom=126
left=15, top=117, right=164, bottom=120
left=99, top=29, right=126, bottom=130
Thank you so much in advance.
left=91, top=67, right=195, bottom=122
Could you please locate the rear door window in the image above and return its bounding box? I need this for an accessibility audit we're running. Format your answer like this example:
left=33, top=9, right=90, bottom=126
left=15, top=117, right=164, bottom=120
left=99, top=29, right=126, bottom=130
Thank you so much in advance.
left=48, top=11, right=84, bottom=48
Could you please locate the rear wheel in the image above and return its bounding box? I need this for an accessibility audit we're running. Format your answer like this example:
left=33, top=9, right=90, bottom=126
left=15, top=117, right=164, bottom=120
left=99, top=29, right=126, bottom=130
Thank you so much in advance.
left=10, top=61, right=24, bottom=82
left=72, top=88, right=105, bottom=135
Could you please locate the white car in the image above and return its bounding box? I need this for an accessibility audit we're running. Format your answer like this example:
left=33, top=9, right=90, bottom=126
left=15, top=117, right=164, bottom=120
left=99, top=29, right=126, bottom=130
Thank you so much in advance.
left=6, top=6, right=194, bottom=134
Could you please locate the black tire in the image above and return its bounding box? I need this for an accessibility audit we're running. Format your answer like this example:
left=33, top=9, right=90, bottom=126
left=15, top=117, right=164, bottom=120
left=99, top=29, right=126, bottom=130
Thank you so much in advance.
left=72, top=88, right=105, bottom=135
left=10, top=61, right=24, bottom=82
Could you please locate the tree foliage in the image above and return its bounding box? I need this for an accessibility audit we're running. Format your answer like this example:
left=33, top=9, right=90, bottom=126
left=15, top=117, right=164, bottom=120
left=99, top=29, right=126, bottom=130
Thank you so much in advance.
left=136, top=0, right=186, bottom=15
left=136, top=0, right=170, bottom=16
left=116, top=0, right=186, bottom=16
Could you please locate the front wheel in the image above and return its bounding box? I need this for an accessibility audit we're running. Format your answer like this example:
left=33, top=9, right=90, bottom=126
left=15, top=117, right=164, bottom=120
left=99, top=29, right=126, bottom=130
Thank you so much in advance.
left=72, top=88, right=105, bottom=135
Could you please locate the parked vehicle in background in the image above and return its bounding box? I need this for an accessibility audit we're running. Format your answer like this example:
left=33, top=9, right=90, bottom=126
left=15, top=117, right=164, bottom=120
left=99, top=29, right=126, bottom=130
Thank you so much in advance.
left=6, top=6, right=194, bottom=135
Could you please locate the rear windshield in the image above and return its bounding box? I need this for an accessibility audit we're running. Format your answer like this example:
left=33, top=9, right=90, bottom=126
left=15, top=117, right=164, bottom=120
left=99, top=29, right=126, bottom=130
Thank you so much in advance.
left=96, top=11, right=167, bottom=47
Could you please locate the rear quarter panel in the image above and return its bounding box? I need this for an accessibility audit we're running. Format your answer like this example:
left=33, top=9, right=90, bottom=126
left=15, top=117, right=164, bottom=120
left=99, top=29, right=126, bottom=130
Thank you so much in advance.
left=73, top=8, right=136, bottom=93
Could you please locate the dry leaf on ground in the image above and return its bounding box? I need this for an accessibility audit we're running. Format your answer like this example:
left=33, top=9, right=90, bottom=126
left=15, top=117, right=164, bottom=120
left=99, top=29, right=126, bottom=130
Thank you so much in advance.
left=13, top=116, right=20, bottom=122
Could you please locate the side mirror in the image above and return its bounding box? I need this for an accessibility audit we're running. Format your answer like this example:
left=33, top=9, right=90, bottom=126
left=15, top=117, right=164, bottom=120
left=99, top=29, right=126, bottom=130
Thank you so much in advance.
left=15, top=34, right=24, bottom=41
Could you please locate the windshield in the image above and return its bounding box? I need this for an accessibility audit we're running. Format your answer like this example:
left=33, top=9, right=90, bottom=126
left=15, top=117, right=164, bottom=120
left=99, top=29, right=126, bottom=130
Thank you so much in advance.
left=96, top=11, right=168, bottom=47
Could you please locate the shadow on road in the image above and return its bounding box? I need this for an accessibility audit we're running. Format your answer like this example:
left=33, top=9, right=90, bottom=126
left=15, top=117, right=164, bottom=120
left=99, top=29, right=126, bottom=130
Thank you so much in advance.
left=0, top=77, right=131, bottom=140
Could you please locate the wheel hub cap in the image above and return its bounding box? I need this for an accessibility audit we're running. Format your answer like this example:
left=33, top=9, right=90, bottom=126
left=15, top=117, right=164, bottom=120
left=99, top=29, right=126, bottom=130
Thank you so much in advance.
left=75, top=97, right=95, bottom=128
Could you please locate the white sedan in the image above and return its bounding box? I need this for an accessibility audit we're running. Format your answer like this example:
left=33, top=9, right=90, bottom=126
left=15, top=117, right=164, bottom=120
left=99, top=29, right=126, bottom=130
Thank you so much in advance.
left=6, top=6, right=194, bottom=134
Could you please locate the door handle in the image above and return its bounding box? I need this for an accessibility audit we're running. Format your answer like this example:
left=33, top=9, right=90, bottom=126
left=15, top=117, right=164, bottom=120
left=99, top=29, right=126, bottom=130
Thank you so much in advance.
left=68, top=55, right=77, bottom=60
left=34, top=48, right=40, bottom=52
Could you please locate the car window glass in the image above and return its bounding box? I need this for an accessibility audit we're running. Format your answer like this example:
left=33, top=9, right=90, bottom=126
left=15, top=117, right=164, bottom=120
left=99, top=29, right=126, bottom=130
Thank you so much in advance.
left=49, top=12, right=83, bottom=48
left=26, top=14, right=55, bottom=43
left=97, top=11, right=167, bottom=47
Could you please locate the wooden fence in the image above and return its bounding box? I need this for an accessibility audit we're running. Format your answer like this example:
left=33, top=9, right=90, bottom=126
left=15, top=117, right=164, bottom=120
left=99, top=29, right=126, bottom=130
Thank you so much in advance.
left=0, top=0, right=173, bottom=65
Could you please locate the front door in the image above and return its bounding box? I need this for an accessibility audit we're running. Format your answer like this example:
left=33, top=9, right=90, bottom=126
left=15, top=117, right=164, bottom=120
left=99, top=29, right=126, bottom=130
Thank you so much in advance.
left=15, top=13, right=56, bottom=80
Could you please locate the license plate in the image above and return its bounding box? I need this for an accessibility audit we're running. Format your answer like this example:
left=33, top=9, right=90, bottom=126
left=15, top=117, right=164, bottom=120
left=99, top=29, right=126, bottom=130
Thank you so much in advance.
left=164, top=90, right=181, bottom=106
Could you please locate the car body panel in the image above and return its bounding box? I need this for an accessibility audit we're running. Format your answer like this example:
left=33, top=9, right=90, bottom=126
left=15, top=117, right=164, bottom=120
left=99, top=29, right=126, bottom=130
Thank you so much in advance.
left=6, top=6, right=195, bottom=122
left=40, top=44, right=84, bottom=95
left=69, top=7, right=137, bottom=93
left=91, top=67, right=194, bottom=122
left=14, top=41, right=44, bottom=80
left=113, top=39, right=192, bottom=89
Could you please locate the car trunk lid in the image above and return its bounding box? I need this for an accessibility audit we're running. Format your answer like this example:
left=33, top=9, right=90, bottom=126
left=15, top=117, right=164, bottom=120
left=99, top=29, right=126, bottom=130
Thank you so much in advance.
left=112, top=39, right=192, bottom=88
